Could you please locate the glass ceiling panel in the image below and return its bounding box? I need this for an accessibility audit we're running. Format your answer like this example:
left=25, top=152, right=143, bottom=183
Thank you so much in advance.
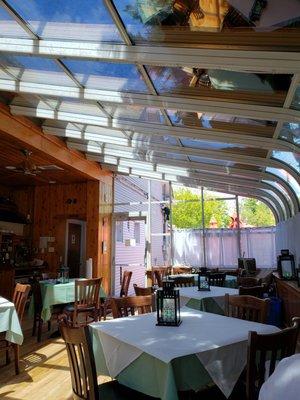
left=146, top=66, right=291, bottom=105
left=181, top=138, right=267, bottom=157
left=0, top=6, right=29, bottom=38
left=132, top=133, right=177, bottom=146
left=180, top=138, right=245, bottom=151
left=279, top=122, right=300, bottom=146
left=189, top=155, right=235, bottom=167
left=262, top=180, right=294, bottom=214
left=167, top=109, right=276, bottom=132
left=266, top=167, right=300, bottom=201
left=0, top=54, right=77, bottom=86
left=291, top=85, right=300, bottom=110
left=262, top=189, right=287, bottom=218
left=63, top=60, right=148, bottom=93
left=7, top=0, right=122, bottom=42
left=113, top=1, right=300, bottom=44
left=272, top=151, right=300, bottom=173
left=104, top=105, right=165, bottom=124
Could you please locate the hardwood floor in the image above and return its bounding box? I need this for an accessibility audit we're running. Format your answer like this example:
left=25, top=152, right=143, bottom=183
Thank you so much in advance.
left=0, top=313, right=110, bottom=400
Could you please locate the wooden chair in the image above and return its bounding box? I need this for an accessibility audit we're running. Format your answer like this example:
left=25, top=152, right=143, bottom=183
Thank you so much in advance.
left=64, top=278, right=101, bottom=327
left=133, top=284, right=153, bottom=296
left=60, top=323, right=156, bottom=400
left=101, top=270, right=132, bottom=320
left=237, top=277, right=261, bottom=287
left=246, top=317, right=300, bottom=400
left=120, top=270, right=132, bottom=297
left=172, top=266, right=192, bottom=275
left=239, top=285, right=266, bottom=299
left=173, top=276, right=195, bottom=287
left=225, top=294, right=270, bottom=324
left=31, top=278, right=63, bottom=342
left=111, top=295, right=154, bottom=319
left=208, top=272, right=226, bottom=287
left=0, top=283, right=31, bottom=374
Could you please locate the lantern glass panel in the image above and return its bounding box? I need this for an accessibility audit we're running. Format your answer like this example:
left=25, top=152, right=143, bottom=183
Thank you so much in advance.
left=198, top=274, right=211, bottom=291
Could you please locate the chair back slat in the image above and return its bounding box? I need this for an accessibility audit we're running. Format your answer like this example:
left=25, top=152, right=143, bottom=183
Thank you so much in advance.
left=120, top=270, right=132, bottom=297
left=246, top=317, right=300, bottom=400
left=60, top=323, right=98, bottom=400
left=154, top=270, right=163, bottom=288
left=208, top=272, right=226, bottom=287
left=225, top=294, right=270, bottom=324
left=111, top=295, right=154, bottom=319
left=13, top=283, right=31, bottom=323
left=75, top=278, right=101, bottom=310
left=133, top=284, right=152, bottom=296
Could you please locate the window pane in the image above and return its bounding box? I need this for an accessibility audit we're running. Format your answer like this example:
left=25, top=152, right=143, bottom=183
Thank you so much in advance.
left=262, top=180, right=294, bottom=214
left=0, top=5, right=30, bottom=38
left=146, top=66, right=290, bottom=106
left=279, top=122, right=300, bottom=145
left=104, top=105, right=165, bottom=124
left=113, top=1, right=300, bottom=44
left=272, top=151, right=300, bottom=173
left=291, top=85, right=300, bottom=110
left=63, top=60, right=148, bottom=93
left=7, top=0, right=122, bottom=42
left=167, top=109, right=276, bottom=134
left=133, top=133, right=177, bottom=146
left=0, top=54, right=77, bottom=86
left=266, top=167, right=300, bottom=201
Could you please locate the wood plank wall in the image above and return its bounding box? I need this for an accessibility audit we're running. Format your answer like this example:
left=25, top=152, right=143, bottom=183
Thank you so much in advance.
left=0, top=177, right=113, bottom=293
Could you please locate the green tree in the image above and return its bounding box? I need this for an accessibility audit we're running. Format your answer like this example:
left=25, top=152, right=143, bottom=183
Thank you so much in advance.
left=239, top=198, right=275, bottom=227
left=172, top=188, right=230, bottom=229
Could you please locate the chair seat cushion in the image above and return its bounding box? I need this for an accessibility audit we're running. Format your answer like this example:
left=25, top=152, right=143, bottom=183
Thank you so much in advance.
left=99, top=380, right=158, bottom=399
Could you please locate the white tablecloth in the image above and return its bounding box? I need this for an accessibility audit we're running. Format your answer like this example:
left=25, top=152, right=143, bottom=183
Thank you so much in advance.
left=90, top=308, right=278, bottom=397
left=259, top=354, right=300, bottom=400
left=0, top=296, right=23, bottom=345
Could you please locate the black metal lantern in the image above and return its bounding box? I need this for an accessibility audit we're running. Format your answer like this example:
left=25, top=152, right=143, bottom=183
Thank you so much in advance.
left=156, top=280, right=181, bottom=327
left=58, top=265, right=69, bottom=284
left=197, top=273, right=210, bottom=291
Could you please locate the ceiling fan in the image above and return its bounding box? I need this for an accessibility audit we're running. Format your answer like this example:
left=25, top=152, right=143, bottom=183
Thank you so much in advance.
left=5, top=149, right=63, bottom=177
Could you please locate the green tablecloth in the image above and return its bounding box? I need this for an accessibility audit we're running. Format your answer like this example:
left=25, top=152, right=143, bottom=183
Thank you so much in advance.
left=91, top=328, right=212, bottom=400
left=0, top=296, right=23, bottom=345
left=28, top=279, right=106, bottom=322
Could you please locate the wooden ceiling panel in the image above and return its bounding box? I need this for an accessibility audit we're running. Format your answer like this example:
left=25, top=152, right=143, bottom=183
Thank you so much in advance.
left=0, top=132, right=88, bottom=186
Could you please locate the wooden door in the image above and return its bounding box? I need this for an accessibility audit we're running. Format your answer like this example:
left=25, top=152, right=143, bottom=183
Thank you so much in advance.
left=67, top=223, right=81, bottom=278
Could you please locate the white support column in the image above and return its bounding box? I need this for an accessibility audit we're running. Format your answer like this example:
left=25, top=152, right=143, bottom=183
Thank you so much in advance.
left=169, top=181, right=174, bottom=266
left=201, top=187, right=207, bottom=268
left=236, top=195, right=242, bottom=258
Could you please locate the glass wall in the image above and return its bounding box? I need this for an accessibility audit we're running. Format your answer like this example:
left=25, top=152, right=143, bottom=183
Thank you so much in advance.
left=114, top=176, right=277, bottom=272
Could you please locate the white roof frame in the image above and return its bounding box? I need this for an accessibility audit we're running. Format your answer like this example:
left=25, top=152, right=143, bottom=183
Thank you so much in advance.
left=0, top=37, right=300, bottom=74
left=3, top=79, right=300, bottom=123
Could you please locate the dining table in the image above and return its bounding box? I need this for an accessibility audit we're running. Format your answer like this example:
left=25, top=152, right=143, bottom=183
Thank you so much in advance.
left=28, top=278, right=107, bottom=322
left=258, top=354, right=300, bottom=400
left=0, top=296, right=23, bottom=345
left=90, top=307, right=279, bottom=400
left=179, top=285, right=239, bottom=315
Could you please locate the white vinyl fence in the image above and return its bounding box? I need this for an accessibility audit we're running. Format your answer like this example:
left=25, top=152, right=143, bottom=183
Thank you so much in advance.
left=173, top=227, right=276, bottom=268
